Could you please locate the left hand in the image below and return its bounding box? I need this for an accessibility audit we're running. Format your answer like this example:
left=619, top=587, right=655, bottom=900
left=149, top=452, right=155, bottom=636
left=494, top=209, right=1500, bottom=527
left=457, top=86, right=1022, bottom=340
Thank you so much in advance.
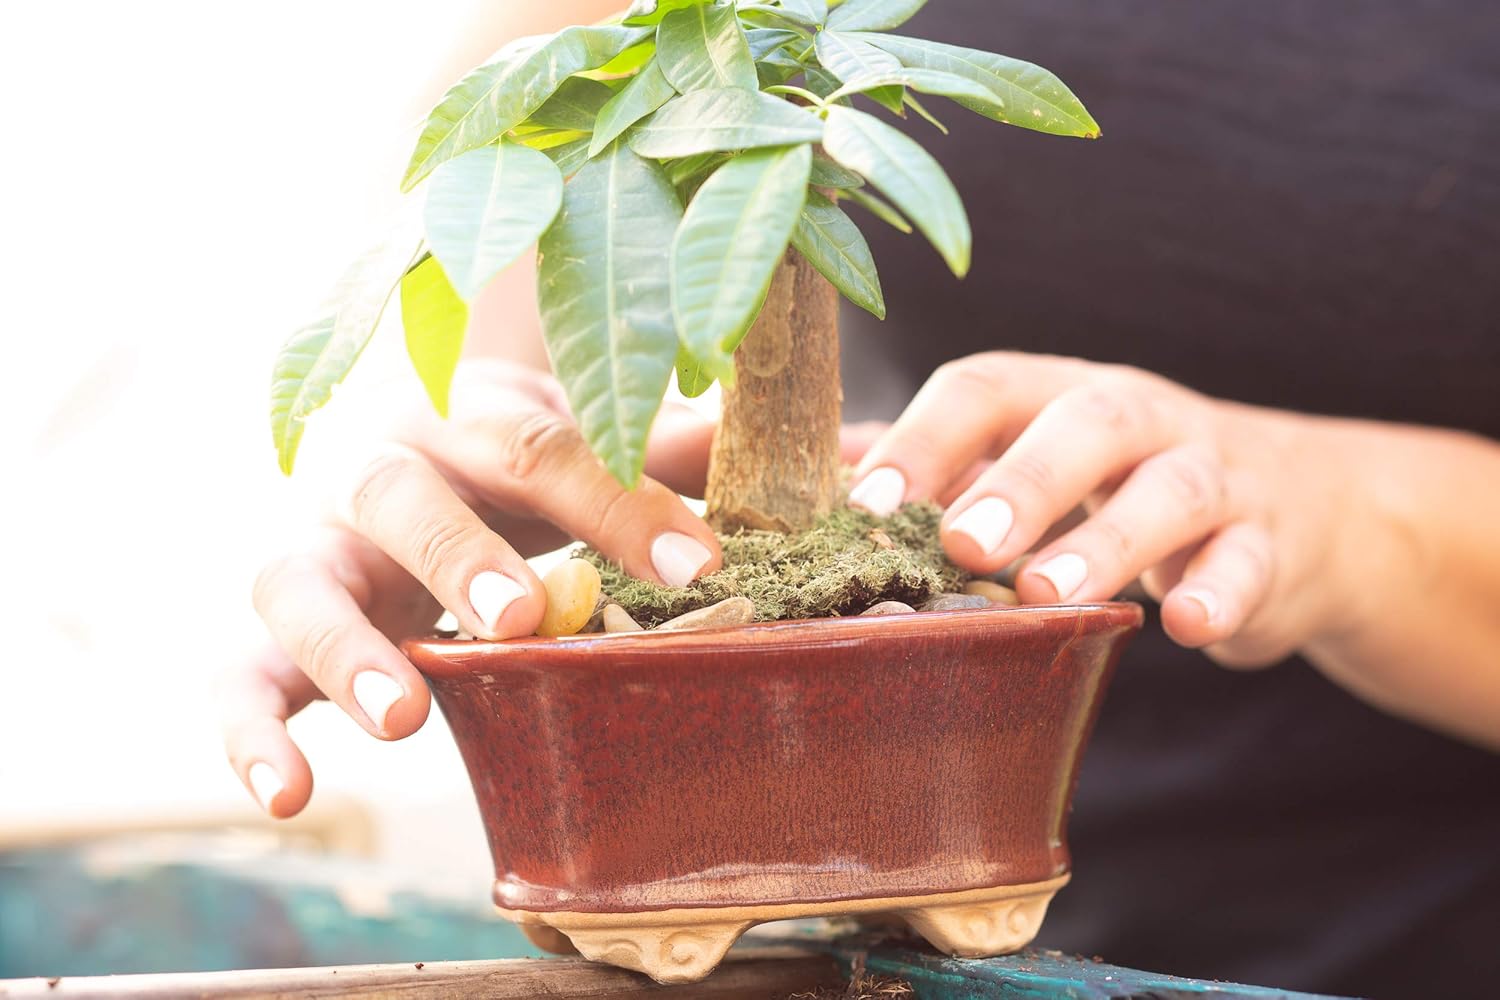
left=845, top=352, right=1371, bottom=669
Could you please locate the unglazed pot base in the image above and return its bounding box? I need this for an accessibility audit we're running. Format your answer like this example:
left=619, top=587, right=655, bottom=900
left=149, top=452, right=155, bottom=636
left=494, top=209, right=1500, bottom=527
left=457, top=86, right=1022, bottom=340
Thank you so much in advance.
left=501, top=876, right=1069, bottom=984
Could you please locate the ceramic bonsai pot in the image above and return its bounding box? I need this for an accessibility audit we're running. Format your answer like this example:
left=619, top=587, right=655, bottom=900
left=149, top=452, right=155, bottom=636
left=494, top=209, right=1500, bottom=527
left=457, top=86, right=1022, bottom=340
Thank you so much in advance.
left=404, top=602, right=1142, bottom=984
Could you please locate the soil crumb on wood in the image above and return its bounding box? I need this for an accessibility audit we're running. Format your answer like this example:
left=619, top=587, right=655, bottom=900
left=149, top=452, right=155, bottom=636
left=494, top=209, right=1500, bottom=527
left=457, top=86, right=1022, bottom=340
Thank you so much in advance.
left=580, top=503, right=966, bottom=627
left=784, top=954, right=915, bottom=999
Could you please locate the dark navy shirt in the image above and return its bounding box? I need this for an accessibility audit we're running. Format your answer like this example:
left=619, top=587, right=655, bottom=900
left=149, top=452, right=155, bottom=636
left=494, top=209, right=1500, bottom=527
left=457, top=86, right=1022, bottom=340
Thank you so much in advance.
left=839, top=3, right=1500, bottom=996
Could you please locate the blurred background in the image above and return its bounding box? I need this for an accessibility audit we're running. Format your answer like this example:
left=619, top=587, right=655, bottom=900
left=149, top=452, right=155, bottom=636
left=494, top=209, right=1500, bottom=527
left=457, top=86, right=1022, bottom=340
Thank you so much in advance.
left=1, top=1, right=556, bottom=975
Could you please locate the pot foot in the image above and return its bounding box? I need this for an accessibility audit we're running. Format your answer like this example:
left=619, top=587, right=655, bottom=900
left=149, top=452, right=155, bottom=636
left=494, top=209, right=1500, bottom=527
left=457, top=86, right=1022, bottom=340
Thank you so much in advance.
left=520, top=923, right=578, bottom=956
left=562, top=920, right=752, bottom=985
left=896, top=887, right=1056, bottom=958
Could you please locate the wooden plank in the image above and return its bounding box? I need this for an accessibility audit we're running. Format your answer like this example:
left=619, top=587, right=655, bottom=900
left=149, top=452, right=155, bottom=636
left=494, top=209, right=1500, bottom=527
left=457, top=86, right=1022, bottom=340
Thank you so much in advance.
left=0, top=948, right=842, bottom=1000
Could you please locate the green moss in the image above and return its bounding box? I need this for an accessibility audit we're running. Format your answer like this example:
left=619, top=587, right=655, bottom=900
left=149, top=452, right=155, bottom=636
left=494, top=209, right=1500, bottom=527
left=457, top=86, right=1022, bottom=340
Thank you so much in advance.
left=578, top=503, right=967, bottom=627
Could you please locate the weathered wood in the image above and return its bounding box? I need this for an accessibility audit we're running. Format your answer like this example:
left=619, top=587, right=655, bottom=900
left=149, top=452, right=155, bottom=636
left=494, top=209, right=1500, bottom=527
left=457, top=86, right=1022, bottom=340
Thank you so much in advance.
left=0, top=948, right=842, bottom=1000
left=705, top=249, right=842, bottom=533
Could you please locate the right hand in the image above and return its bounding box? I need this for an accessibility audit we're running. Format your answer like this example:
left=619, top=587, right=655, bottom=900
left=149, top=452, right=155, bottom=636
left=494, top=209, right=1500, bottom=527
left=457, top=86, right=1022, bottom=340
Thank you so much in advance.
left=222, top=360, right=721, bottom=818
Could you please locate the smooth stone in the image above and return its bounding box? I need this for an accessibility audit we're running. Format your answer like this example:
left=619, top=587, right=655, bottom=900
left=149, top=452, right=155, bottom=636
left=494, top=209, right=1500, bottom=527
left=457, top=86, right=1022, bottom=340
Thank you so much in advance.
left=536, top=559, right=602, bottom=637
left=657, top=596, right=755, bottom=632
left=602, top=604, right=644, bottom=633
left=861, top=600, right=916, bottom=617
left=963, top=580, right=1021, bottom=606
left=919, top=593, right=991, bottom=613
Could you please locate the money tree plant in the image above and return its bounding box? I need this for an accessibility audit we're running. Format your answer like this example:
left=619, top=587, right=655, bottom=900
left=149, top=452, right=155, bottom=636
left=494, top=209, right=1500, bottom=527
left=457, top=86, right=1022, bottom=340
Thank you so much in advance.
left=271, top=0, right=1098, bottom=536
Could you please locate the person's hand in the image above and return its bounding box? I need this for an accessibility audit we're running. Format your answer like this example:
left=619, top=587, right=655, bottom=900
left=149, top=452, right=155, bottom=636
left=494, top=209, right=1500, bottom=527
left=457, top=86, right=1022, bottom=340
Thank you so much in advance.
left=846, top=352, right=1373, bottom=669
left=223, top=360, right=719, bottom=818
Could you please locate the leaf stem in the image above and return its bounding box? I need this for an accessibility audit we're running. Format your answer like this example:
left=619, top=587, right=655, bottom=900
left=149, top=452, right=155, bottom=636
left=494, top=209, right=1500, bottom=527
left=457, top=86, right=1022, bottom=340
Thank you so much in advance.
left=765, top=85, right=828, bottom=107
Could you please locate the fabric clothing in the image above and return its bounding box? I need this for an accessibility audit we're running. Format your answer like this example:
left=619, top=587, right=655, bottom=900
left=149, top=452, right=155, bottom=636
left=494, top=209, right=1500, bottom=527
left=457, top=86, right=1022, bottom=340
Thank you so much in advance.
left=838, top=2, right=1500, bottom=996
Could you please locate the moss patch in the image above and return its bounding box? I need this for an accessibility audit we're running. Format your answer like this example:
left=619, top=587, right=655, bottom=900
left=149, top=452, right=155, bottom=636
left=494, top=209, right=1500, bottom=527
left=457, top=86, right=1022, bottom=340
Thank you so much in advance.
left=578, top=503, right=967, bottom=627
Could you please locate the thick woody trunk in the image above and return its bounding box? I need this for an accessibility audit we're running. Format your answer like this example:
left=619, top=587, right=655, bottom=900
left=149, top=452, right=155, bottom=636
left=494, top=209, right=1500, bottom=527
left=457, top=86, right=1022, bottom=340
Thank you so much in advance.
left=706, top=250, right=842, bottom=534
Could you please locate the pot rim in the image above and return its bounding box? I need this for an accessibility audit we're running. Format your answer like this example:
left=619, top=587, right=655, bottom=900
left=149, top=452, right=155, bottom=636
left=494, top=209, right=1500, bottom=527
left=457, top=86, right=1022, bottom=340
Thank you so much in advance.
left=404, top=601, right=1144, bottom=678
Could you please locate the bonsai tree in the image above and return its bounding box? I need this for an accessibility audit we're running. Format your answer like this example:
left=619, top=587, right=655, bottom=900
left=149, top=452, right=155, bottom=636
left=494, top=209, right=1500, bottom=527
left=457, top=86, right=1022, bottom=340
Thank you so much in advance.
left=271, top=0, right=1097, bottom=548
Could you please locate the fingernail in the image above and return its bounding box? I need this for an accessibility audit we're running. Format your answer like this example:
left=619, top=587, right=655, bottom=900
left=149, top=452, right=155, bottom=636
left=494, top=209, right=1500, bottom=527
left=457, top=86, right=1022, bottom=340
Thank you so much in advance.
left=352, top=670, right=405, bottom=732
left=949, top=497, right=1015, bottom=556
left=849, top=467, right=906, bottom=516
left=651, top=532, right=712, bottom=588
left=469, top=571, right=527, bottom=631
left=1032, top=552, right=1089, bottom=601
left=248, top=762, right=284, bottom=813
left=1179, top=588, right=1220, bottom=626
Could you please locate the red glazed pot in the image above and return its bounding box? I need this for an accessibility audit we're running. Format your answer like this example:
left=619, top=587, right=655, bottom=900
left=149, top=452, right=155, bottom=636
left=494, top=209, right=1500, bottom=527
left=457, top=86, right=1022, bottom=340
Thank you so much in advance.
left=404, top=602, right=1142, bottom=983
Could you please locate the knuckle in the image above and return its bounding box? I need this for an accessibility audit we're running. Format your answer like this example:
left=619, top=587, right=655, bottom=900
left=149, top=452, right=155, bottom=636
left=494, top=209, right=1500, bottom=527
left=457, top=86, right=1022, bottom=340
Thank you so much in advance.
left=1088, top=516, right=1137, bottom=566
left=589, top=485, right=638, bottom=542
left=347, top=446, right=421, bottom=522
left=1155, top=450, right=1225, bottom=518
left=297, top=619, right=353, bottom=679
left=1222, top=529, right=1276, bottom=590
left=1000, top=451, right=1057, bottom=500
left=409, top=512, right=478, bottom=584
left=252, top=554, right=311, bottom=616
left=1069, top=380, right=1147, bottom=435
left=931, top=353, right=1009, bottom=399
left=493, top=411, right=579, bottom=482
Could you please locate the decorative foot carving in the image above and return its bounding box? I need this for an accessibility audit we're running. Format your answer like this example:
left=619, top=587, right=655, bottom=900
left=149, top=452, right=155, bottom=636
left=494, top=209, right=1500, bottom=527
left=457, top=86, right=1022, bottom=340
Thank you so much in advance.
left=898, top=888, right=1055, bottom=958
left=563, top=920, right=753, bottom=985
left=520, top=923, right=578, bottom=955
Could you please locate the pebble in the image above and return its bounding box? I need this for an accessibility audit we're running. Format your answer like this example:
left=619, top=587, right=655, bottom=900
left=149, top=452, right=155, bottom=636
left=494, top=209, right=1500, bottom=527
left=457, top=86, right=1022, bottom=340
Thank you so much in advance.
left=963, top=580, right=1021, bottom=606
left=861, top=600, right=916, bottom=616
left=602, top=604, right=644, bottom=633
left=918, top=593, right=990, bottom=613
left=657, top=596, right=756, bottom=632
left=536, top=559, right=602, bottom=637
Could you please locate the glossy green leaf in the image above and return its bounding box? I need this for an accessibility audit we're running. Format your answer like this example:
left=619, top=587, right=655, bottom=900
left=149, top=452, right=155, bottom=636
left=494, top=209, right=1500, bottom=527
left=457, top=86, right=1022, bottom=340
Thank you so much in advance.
left=791, top=190, right=885, bottom=319
left=544, top=137, right=593, bottom=177
left=271, top=232, right=424, bottom=474
left=803, top=64, right=847, bottom=101
left=809, top=153, right=864, bottom=189
left=590, top=60, right=678, bottom=156
left=824, top=106, right=967, bottom=272
left=676, top=342, right=716, bottom=397
left=657, top=3, right=758, bottom=93
left=525, top=77, right=616, bottom=131
left=756, top=52, right=804, bottom=88
left=855, top=32, right=1101, bottom=137
left=624, top=0, right=710, bottom=26
left=401, top=25, right=649, bottom=191
left=584, top=39, right=657, bottom=77
left=629, top=87, right=823, bottom=157
left=671, top=143, right=812, bottom=381
left=423, top=141, right=563, bottom=302
left=536, top=145, right=682, bottom=487
left=846, top=186, right=911, bottom=232
left=826, top=66, right=1000, bottom=109
left=744, top=27, right=803, bottom=61
left=826, top=0, right=927, bottom=31
left=740, top=0, right=826, bottom=26
left=815, top=30, right=900, bottom=84
left=401, top=256, right=469, bottom=417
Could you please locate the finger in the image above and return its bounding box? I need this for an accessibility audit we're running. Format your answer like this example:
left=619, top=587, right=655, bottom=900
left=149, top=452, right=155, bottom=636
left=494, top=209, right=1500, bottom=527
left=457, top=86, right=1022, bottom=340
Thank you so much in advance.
left=253, top=553, right=432, bottom=739
left=345, top=445, right=547, bottom=639
left=429, top=407, right=723, bottom=589
left=220, top=644, right=318, bottom=818
left=645, top=403, right=715, bottom=498
left=1015, top=445, right=1231, bottom=603
left=941, top=376, right=1180, bottom=573
left=848, top=353, right=1085, bottom=515
left=1160, top=520, right=1276, bottom=659
left=840, top=421, right=890, bottom=465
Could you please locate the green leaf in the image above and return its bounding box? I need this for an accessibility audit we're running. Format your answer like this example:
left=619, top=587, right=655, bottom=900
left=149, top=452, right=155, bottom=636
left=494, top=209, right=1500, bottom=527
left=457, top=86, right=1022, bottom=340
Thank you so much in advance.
left=903, top=91, right=946, bottom=132
left=544, top=137, right=594, bottom=178
left=845, top=186, right=911, bottom=233
left=671, top=143, right=812, bottom=381
left=665, top=151, right=732, bottom=190
left=525, top=77, right=616, bottom=131
left=791, top=190, right=885, bottom=318
left=590, top=60, right=678, bottom=156
left=744, top=27, right=803, bottom=61
left=865, top=84, right=907, bottom=114
left=822, top=106, right=969, bottom=275
left=423, top=141, right=563, bottom=302
left=536, top=145, right=682, bottom=487
left=855, top=32, right=1101, bottom=137
left=756, top=52, right=804, bottom=88
left=814, top=31, right=903, bottom=112
left=401, top=256, right=469, bottom=417
left=740, top=0, right=826, bottom=26
left=826, top=66, right=999, bottom=110
left=624, top=0, right=710, bottom=26
left=803, top=65, right=847, bottom=101
left=271, top=233, right=424, bottom=474
left=826, top=0, right=927, bottom=32
left=401, top=25, right=650, bottom=191
left=676, top=342, right=716, bottom=397
left=629, top=87, right=823, bottom=158
left=657, top=2, right=759, bottom=92
left=584, top=39, right=657, bottom=77
left=809, top=153, right=864, bottom=189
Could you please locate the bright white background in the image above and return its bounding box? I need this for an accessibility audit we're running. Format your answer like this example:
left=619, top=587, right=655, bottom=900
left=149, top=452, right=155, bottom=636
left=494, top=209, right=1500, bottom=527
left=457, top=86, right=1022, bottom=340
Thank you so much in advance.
left=0, top=2, right=576, bottom=897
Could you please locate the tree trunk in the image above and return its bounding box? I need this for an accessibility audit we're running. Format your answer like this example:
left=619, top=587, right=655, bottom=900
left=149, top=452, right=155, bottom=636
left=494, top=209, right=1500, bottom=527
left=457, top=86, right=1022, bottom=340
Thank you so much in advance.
left=706, top=250, right=842, bottom=534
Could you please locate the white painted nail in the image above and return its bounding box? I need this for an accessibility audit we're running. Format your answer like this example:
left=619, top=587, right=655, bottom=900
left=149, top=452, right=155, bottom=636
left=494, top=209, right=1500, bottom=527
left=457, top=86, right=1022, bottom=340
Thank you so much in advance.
left=352, top=670, right=405, bottom=732
left=468, top=571, right=527, bottom=632
left=248, top=762, right=284, bottom=813
left=651, top=532, right=712, bottom=588
left=949, top=497, right=1016, bottom=556
left=848, top=467, right=906, bottom=516
left=1032, top=552, right=1089, bottom=601
left=1179, top=588, right=1220, bottom=626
